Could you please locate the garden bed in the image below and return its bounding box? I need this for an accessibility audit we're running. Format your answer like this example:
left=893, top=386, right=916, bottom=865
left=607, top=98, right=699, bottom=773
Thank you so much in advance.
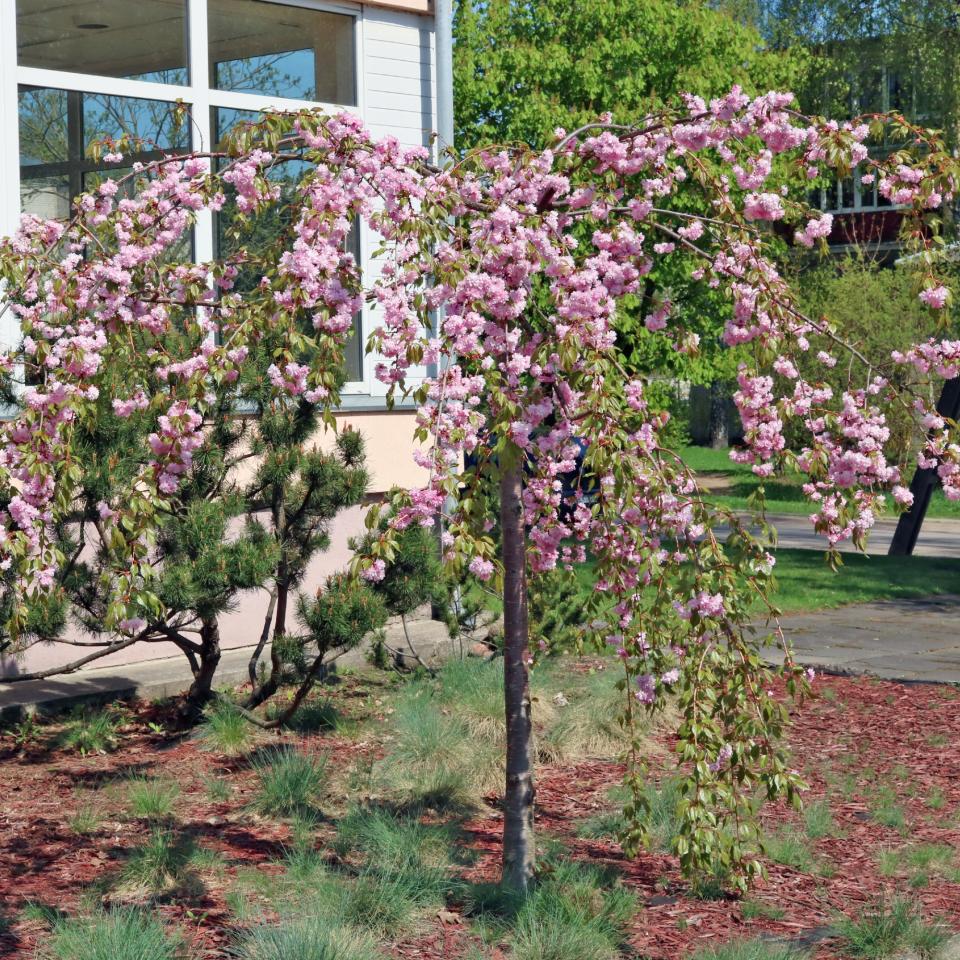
left=1, top=664, right=959, bottom=959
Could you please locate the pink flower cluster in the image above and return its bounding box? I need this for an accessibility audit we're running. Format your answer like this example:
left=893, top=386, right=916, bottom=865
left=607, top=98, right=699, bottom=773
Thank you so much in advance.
left=148, top=401, right=204, bottom=495
left=794, top=214, right=833, bottom=248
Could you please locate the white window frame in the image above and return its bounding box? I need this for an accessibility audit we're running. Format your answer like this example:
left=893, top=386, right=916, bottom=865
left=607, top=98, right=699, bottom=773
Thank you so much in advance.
left=817, top=170, right=895, bottom=215
left=4, top=0, right=375, bottom=393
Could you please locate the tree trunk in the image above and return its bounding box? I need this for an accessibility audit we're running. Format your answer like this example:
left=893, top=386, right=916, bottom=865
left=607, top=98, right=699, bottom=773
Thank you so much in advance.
left=889, top=376, right=960, bottom=556
left=245, top=578, right=288, bottom=709
left=708, top=380, right=729, bottom=450
left=183, top=618, right=222, bottom=720
left=499, top=448, right=535, bottom=892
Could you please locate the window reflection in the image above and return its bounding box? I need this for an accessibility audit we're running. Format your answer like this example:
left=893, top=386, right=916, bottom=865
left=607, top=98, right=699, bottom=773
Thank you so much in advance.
left=208, top=0, right=355, bottom=104
left=18, top=86, right=189, bottom=219
left=212, top=107, right=363, bottom=381
left=16, top=0, right=188, bottom=84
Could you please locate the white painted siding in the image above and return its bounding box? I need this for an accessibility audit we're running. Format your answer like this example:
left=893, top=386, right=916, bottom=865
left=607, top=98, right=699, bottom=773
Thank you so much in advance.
left=361, top=7, right=436, bottom=151
left=357, top=5, right=436, bottom=395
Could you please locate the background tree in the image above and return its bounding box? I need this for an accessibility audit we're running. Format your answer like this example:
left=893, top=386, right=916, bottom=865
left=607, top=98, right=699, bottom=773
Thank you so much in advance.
left=782, top=254, right=940, bottom=462
left=453, top=0, right=805, bottom=149
left=454, top=0, right=808, bottom=444
left=757, top=0, right=960, bottom=146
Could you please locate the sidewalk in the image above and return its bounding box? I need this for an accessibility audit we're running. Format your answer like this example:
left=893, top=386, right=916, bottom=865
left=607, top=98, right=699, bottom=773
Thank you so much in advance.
left=0, top=614, right=457, bottom=718
left=6, top=592, right=960, bottom=717
left=760, top=593, right=960, bottom=683
left=721, top=513, right=960, bottom=558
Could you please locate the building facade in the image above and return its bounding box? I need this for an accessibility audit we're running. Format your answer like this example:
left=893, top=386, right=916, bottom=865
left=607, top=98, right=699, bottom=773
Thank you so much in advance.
left=0, top=0, right=439, bottom=677
left=800, top=37, right=948, bottom=258
left=1, top=0, right=436, bottom=491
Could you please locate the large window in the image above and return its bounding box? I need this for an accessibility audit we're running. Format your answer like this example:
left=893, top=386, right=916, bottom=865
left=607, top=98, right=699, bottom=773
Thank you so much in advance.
left=19, top=87, right=189, bottom=220
left=16, top=0, right=189, bottom=83
left=209, top=0, right=355, bottom=104
left=10, top=0, right=365, bottom=385
left=211, top=107, right=362, bottom=380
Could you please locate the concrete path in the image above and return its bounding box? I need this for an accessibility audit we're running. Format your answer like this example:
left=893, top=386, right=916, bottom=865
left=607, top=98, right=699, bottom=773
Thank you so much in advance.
left=722, top=513, right=960, bottom=558
left=760, top=593, right=960, bottom=683
left=6, top=509, right=960, bottom=715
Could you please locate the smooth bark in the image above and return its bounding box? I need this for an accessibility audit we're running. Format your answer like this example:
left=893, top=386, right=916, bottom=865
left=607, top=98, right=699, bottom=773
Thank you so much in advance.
left=247, top=585, right=278, bottom=689
left=499, top=448, right=535, bottom=892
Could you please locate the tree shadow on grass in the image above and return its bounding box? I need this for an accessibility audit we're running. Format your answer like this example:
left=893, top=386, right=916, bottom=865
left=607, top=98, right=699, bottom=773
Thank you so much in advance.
left=727, top=478, right=808, bottom=504
left=459, top=851, right=638, bottom=959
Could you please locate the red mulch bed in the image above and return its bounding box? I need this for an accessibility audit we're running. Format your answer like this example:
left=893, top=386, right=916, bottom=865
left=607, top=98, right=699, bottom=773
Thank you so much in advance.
left=2, top=674, right=960, bottom=958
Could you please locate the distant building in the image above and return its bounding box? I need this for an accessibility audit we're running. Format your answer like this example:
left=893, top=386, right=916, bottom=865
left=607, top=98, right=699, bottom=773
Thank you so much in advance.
left=801, top=37, right=945, bottom=259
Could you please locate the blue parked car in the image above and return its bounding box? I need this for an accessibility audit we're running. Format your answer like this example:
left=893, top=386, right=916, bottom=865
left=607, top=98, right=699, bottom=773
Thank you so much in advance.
left=463, top=434, right=598, bottom=521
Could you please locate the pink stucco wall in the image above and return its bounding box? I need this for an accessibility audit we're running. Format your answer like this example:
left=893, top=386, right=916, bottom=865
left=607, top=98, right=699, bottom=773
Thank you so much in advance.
left=1, top=410, right=426, bottom=679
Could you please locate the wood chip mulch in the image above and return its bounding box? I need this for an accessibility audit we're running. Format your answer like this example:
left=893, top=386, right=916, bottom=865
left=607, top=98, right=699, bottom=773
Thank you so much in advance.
left=1, top=675, right=959, bottom=958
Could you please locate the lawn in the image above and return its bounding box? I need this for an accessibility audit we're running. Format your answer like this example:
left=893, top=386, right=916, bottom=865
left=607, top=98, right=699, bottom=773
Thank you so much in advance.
left=2, top=663, right=960, bottom=960
left=680, top=445, right=960, bottom=520
left=517, top=548, right=960, bottom=619
left=767, top=548, right=960, bottom=613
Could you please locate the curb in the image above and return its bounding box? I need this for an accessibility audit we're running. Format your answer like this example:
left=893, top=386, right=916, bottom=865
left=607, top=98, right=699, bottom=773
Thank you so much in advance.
left=0, top=614, right=459, bottom=720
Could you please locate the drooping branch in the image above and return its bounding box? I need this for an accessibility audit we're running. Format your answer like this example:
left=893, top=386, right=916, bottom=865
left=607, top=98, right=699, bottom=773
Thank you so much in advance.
left=0, top=629, right=150, bottom=682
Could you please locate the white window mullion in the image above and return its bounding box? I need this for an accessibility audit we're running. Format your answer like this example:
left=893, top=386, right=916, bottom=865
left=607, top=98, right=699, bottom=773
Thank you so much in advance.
left=255, top=0, right=359, bottom=15
left=349, top=12, right=372, bottom=393
left=206, top=88, right=354, bottom=115
left=189, top=0, right=215, bottom=266
left=0, top=2, right=21, bottom=241
left=0, top=0, right=23, bottom=355
left=14, top=66, right=194, bottom=105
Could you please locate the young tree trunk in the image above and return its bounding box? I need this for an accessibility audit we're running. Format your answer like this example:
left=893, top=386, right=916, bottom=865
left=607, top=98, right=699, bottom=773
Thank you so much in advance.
left=499, top=448, right=535, bottom=892
left=246, top=576, right=289, bottom=709
left=708, top=380, right=729, bottom=450
left=183, top=617, right=222, bottom=719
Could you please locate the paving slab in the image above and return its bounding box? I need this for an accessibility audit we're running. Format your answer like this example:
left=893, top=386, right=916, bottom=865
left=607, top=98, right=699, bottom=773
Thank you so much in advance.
left=6, top=585, right=960, bottom=715
left=720, top=514, right=960, bottom=557
left=771, top=594, right=960, bottom=683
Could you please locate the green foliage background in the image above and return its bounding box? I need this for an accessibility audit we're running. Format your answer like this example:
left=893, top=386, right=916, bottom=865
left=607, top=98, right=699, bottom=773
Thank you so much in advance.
left=787, top=255, right=940, bottom=461
left=453, top=0, right=810, bottom=427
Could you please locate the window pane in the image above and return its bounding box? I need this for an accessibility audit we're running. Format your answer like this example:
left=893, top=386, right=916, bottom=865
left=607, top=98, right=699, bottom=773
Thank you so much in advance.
left=839, top=177, right=855, bottom=210
left=18, top=86, right=189, bottom=218
left=212, top=107, right=362, bottom=381
left=209, top=0, right=355, bottom=105
left=16, top=0, right=187, bottom=84
left=213, top=107, right=310, bottom=179
left=20, top=176, right=71, bottom=222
